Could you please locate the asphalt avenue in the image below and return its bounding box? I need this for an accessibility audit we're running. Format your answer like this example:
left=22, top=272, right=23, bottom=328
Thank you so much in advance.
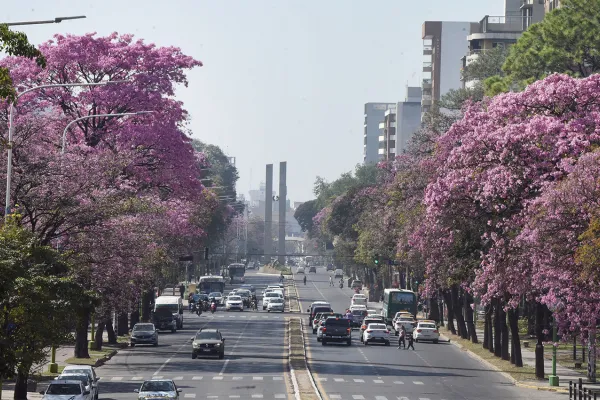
left=60, top=270, right=296, bottom=400
left=297, top=266, right=568, bottom=400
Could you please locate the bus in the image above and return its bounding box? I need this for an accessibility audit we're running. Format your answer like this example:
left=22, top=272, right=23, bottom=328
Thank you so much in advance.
left=304, top=256, right=313, bottom=266
left=381, top=289, right=417, bottom=325
left=228, top=263, right=246, bottom=283
left=197, top=276, right=225, bottom=294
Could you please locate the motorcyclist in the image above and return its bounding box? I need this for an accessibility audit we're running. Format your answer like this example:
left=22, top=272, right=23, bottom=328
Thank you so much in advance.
left=279, top=273, right=284, bottom=283
left=188, top=292, right=195, bottom=311
left=329, top=276, right=333, bottom=287
left=210, top=299, right=217, bottom=313
left=339, top=279, right=344, bottom=288
left=251, top=293, right=258, bottom=310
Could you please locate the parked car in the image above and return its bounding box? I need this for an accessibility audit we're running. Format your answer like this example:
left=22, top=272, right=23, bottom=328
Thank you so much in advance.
left=191, top=329, right=225, bottom=359
left=350, top=279, right=363, bottom=290
left=334, top=269, right=343, bottom=278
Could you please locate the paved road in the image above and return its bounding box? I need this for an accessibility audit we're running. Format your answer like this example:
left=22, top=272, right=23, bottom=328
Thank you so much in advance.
left=297, top=266, right=567, bottom=400
left=69, top=270, right=294, bottom=400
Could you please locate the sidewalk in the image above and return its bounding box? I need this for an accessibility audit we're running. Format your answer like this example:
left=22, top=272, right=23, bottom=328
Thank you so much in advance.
left=1, top=390, right=42, bottom=400
left=446, top=323, right=598, bottom=392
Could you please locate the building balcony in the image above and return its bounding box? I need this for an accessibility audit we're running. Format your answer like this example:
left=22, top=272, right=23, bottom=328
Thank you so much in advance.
left=422, top=98, right=432, bottom=106
left=422, top=79, right=432, bottom=89
left=422, top=94, right=432, bottom=102
left=423, top=62, right=432, bottom=72
left=423, top=44, right=433, bottom=55
left=479, top=15, right=530, bottom=33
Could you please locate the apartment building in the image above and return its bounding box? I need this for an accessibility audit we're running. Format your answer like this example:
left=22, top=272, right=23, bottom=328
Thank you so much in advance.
left=461, top=0, right=546, bottom=89
left=364, top=102, right=396, bottom=164
left=422, top=21, right=475, bottom=119
left=378, top=87, right=422, bottom=161
left=545, top=0, right=561, bottom=12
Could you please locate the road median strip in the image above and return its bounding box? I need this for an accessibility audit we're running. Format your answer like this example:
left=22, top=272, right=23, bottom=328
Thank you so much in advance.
left=288, top=318, right=322, bottom=400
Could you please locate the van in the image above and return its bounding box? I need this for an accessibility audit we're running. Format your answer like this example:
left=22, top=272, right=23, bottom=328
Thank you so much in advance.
left=334, top=269, right=343, bottom=278
left=154, top=296, right=183, bottom=330
left=351, top=294, right=368, bottom=307
left=307, top=301, right=332, bottom=327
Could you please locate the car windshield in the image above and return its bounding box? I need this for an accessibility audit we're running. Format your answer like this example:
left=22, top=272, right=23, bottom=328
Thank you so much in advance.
left=266, top=293, right=280, bottom=297
left=63, top=369, right=92, bottom=379
left=209, top=292, right=221, bottom=297
left=368, top=324, right=387, bottom=330
left=352, top=310, right=367, bottom=316
left=238, top=291, right=250, bottom=296
left=134, top=324, right=155, bottom=332
left=47, top=384, right=82, bottom=395
left=399, top=317, right=414, bottom=322
left=325, top=318, right=350, bottom=326
left=196, top=331, right=221, bottom=340
left=59, top=375, right=89, bottom=385
left=420, top=323, right=436, bottom=329
left=228, top=296, right=241, bottom=301
left=140, top=381, right=175, bottom=392
left=364, top=319, right=382, bottom=325
left=270, top=298, right=284, bottom=303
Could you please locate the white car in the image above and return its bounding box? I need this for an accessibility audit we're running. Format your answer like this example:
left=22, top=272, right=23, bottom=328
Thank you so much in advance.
left=61, top=366, right=99, bottom=399
left=296, top=266, right=305, bottom=274
left=134, top=379, right=181, bottom=400
left=394, top=316, right=416, bottom=335
left=226, top=295, right=244, bottom=311
left=262, top=292, right=283, bottom=310
left=362, top=323, right=391, bottom=346
left=334, top=269, right=343, bottom=278
left=351, top=295, right=368, bottom=307
left=41, top=380, right=91, bottom=400
left=208, top=292, right=223, bottom=305
left=413, top=321, right=440, bottom=343
left=55, top=375, right=96, bottom=400
left=267, top=297, right=285, bottom=312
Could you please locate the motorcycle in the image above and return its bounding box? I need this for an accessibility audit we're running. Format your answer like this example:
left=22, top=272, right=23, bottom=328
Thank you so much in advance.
left=203, top=300, right=210, bottom=311
left=210, top=302, right=217, bottom=314
left=189, top=302, right=196, bottom=313
left=339, top=282, right=344, bottom=288
left=195, top=303, right=202, bottom=316
left=251, top=300, right=258, bottom=311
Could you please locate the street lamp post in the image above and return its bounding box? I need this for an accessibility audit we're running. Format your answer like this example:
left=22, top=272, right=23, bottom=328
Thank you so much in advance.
left=549, top=318, right=559, bottom=386
left=4, top=81, right=128, bottom=218
left=61, top=111, right=153, bottom=153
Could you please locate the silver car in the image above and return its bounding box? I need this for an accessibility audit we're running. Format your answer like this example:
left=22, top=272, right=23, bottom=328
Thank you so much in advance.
left=56, top=374, right=96, bottom=400
left=267, top=297, right=285, bottom=312
left=134, top=379, right=181, bottom=400
left=130, top=323, right=158, bottom=347
left=41, top=380, right=91, bottom=400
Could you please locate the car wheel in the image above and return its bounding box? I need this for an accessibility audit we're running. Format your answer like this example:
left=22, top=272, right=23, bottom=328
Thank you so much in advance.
left=347, top=339, right=351, bottom=346
left=312, top=329, right=316, bottom=334
left=433, top=340, right=439, bottom=344
left=317, top=337, right=321, bottom=342
left=364, top=340, right=368, bottom=346
left=192, top=352, right=197, bottom=359
left=218, top=352, right=224, bottom=359
left=321, top=340, right=327, bottom=346
left=267, top=310, right=270, bottom=313
left=240, top=308, right=243, bottom=312
left=385, top=341, right=390, bottom=346
left=171, top=328, right=176, bottom=333
left=130, top=343, right=135, bottom=347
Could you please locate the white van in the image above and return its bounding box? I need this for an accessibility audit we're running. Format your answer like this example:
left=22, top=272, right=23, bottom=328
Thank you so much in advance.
left=351, top=294, right=368, bottom=307
left=334, top=269, right=343, bottom=278
left=154, top=296, right=183, bottom=330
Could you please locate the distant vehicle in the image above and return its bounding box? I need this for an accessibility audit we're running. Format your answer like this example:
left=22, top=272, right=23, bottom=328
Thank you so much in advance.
left=359, top=316, right=386, bottom=342
left=134, top=379, right=181, bottom=400
left=334, top=269, right=343, bottom=278
left=305, top=256, right=313, bottom=265
left=154, top=296, right=183, bottom=331
left=130, top=323, right=158, bottom=347
left=394, top=315, right=417, bottom=335
left=296, top=266, right=305, bottom=274
left=41, top=380, right=90, bottom=400
left=351, top=295, right=368, bottom=307
left=381, top=289, right=418, bottom=325
left=351, top=279, right=363, bottom=290
left=228, top=263, right=246, bottom=283
left=191, top=329, right=225, bottom=359
left=240, top=284, right=255, bottom=293
left=307, top=302, right=333, bottom=327
left=262, top=292, right=283, bottom=310
left=309, top=266, right=317, bottom=273
left=61, top=366, right=99, bottom=391
left=197, top=276, right=225, bottom=294
left=208, top=292, right=223, bottom=305
left=326, top=264, right=335, bottom=271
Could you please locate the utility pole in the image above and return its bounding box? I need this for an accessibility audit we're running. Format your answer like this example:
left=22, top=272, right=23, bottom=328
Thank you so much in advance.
left=264, top=164, right=273, bottom=263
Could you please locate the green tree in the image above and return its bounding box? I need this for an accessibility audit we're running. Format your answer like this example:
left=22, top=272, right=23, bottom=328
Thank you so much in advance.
left=293, top=199, right=318, bottom=234
left=0, top=217, right=94, bottom=399
left=504, top=0, right=600, bottom=83
left=0, top=24, right=46, bottom=102
left=191, top=139, right=239, bottom=196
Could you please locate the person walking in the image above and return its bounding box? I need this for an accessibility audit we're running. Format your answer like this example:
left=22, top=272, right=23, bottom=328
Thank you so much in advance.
left=397, top=326, right=406, bottom=349
left=406, top=331, right=415, bottom=350
left=179, top=284, right=185, bottom=299
left=329, top=276, right=333, bottom=287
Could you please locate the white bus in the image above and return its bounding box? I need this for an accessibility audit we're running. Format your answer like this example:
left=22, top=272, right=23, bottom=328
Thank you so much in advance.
left=197, top=275, right=225, bottom=294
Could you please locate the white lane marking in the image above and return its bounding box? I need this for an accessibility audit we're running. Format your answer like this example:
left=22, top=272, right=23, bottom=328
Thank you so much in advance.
left=274, top=395, right=286, bottom=399
left=132, top=377, right=144, bottom=381
left=219, top=318, right=252, bottom=375
left=352, top=396, right=365, bottom=400
left=413, top=381, right=424, bottom=385
left=253, top=376, right=263, bottom=380
left=316, top=377, right=327, bottom=381
left=192, top=376, right=203, bottom=380
left=333, top=377, right=344, bottom=382
left=373, top=379, right=384, bottom=383
left=218, top=315, right=225, bottom=318
left=110, top=377, right=122, bottom=381
left=273, top=376, right=283, bottom=380
left=232, top=376, right=243, bottom=380
left=213, top=376, right=223, bottom=380
left=207, top=397, right=218, bottom=399
left=251, top=395, right=263, bottom=399
left=173, top=376, right=183, bottom=381
left=329, top=396, right=341, bottom=399
left=183, top=394, right=196, bottom=398
left=353, top=379, right=365, bottom=383
left=394, top=380, right=404, bottom=384
left=375, top=397, right=388, bottom=400
left=309, top=279, right=327, bottom=300
left=419, top=398, right=431, bottom=400
left=398, top=397, right=410, bottom=400
left=229, top=396, right=240, bottom=399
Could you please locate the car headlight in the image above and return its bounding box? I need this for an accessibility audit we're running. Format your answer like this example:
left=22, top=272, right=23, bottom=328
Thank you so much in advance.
left=215, top=343, right=221, bottom=347
left=193, top=343, right=200, bottom=348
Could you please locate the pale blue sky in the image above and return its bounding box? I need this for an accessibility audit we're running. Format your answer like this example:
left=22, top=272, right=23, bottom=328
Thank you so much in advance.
left=1, top=0, right=503, bottom=202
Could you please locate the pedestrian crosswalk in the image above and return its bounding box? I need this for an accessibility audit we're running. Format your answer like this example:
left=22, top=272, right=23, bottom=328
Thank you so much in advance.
left=314, top=377, right=425, bottom=385
left=106, top=375, right=285, bottom=382
left=177, top=396, right=289, bottom=399
left=327, top=396, right=447, bottom=400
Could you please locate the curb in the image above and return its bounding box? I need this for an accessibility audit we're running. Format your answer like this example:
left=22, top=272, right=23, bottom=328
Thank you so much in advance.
left=442, top=333, right=570, bottom=394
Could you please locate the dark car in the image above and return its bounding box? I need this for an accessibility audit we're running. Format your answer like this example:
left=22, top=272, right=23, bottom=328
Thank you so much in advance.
left=130, top=323, right=158, bottom=347
left=192, top=329, right=225, bottom=359
left=152, top=307, right=176, bottom=332
left=359, top=316, right=386, bottom=342
left=239, top=284, right=255, bottom=293
left=321, top=317, right=352, bottom=346
left=308, top=266, right=317, bottom=273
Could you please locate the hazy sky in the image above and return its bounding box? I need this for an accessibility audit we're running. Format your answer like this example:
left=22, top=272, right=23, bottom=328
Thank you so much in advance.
left=1, top=0, right=503, bottom=202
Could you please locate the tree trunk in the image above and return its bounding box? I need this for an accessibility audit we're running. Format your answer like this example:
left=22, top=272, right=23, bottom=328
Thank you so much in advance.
left=429, top=294, right=440, bottom=325
left=438, top=289, right=444, bottom=327
left=486, top=304, right=494, bottom=354
left=95, top=320, right=106, bottom=351
left=117, top=312, right=129, bottom=336
left=451, top=285, right=468, bottom=339
left=464, top=291, right=478, bottom=343
left=588, top=328, right=597, bottom=383
left=494, top=298, right=502, bottom=358
left=535, top=302, right=545, bottom=379
left=508, top=306, right=523, bottom=366
left=526, top=301, right=535, bottom=336
left=106, top=315, right=117, bottom=344
left=483, top=304, right=490, bottom=350
left=74, top=308, right=91, bottom=358
left=13, top=366, right=30, bottom=400
left=141, top=291, right=153, bottom=322
left=442, top=290, right=456, bottom=335
left=130, top=308, right=140, bottom=329
left=500, top=303, right=510, bottom=361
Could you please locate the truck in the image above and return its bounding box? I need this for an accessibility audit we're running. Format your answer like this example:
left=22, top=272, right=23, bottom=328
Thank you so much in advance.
left=153, top=296, right=183, bottom=331
left=321, top=317, right=352, bottom=346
